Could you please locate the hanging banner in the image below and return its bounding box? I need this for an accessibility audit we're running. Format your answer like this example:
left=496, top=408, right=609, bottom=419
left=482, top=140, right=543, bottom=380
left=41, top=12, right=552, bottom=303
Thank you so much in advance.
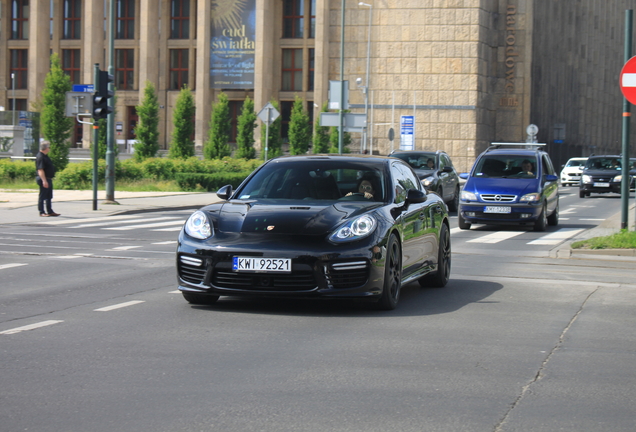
left=210, top=0, right=256, bottom=89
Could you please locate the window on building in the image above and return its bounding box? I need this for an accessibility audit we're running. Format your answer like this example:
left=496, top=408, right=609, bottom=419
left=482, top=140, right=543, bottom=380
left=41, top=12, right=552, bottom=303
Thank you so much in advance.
left=309, top=0, right=316, bottom=38
left=62, top=49, right=81, bottom=84
left=308, top=48, right=315, bottom=91
left=10, top=0, right=30, bottom=40
left=170, top=0, right=190, bottom=39
left=62, top=0, right=81, bottom=39
left=282, top=49, right=303, bottom=91
left=283, top=0, right=304, bottom=38
left=72, top=121, right=83, bottom=148
left=169, top=49, right=189, bottom=90
left=9, top=99, right=28, bottom=111
left=115, top=49, right=135, bottom=90
left=116, top=0, right=135, bottom=39
left=10, top=49, right=29, bottom=89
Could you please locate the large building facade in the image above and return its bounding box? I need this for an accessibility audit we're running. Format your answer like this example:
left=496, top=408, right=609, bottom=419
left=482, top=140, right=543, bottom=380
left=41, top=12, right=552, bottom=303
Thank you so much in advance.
left=1, top=0, right=634, bottom=170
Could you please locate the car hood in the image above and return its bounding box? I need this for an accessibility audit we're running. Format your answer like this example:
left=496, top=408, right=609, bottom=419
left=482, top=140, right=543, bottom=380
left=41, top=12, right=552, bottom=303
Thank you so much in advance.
left=583, top=169, right=622, bottom=177
left=205, top=200, right=381, bottom=235
left=465, top=177, right=540, bottom=197
left=413, top=168, right=436, bottom=178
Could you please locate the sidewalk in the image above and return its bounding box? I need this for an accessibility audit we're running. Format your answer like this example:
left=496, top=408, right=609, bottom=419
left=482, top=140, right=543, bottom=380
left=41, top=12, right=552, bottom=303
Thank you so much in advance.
left=0, top=189, right=220, bottom=224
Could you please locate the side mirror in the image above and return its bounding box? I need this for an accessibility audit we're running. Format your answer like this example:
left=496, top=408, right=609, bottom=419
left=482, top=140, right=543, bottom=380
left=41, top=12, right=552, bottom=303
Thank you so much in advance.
left=216, top=184, right=233, bottom=200
left=545, top=174, right=558, bottom=182
left=441, top=166, right=454, bottom=173
left=459, top=173, right=469, bottom=180
left=406, top=188, right=427, bottom=204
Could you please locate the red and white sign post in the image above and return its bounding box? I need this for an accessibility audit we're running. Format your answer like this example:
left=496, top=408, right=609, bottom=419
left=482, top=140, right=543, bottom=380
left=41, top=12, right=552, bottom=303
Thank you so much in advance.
left=619, top=56, right=636, bottom=104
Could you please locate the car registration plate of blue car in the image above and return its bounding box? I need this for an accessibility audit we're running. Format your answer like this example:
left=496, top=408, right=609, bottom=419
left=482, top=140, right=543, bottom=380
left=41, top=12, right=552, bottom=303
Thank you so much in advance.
left=233, top=257, right=291, bottom=273
left=484, top=206, right=511, bottom=214
left=593, top=182, right=610, bottom=187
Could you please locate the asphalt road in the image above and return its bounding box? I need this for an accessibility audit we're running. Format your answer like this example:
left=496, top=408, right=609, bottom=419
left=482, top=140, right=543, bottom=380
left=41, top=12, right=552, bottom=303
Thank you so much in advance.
left=1, top=189, right=635, bottom=432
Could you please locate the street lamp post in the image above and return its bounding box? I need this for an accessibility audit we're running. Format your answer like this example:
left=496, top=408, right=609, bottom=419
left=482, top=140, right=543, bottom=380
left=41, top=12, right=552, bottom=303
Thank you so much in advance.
left=359, top=2, right=372, bottom=153
left=11, top=73, right=16, bottom=126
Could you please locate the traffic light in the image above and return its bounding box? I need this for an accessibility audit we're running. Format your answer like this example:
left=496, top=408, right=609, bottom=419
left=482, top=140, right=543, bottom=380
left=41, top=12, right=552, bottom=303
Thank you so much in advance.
left=92, top=70, right=114, bottom=120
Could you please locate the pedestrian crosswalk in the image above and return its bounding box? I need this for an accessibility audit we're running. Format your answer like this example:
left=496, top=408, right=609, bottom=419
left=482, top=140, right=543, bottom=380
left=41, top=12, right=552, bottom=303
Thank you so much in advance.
left=39, top=214, right=187, bottom=232
left=450, top=226, right=585, bottom=245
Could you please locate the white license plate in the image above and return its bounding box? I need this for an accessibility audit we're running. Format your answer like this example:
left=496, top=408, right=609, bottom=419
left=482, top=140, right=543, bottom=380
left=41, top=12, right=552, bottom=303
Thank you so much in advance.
left=593, top=182, right=610, bottom=187
left=484, top=206, right=511, bottom=214
left=232, top=257, right=291, bottom=273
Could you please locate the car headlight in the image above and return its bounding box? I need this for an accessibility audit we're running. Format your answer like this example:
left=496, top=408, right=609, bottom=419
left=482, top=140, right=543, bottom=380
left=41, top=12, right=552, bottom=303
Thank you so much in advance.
left=582, top=175, right=592, bottom=183
left=329, top=214, right=377, bottom=243
left=613, top=175, right=622, bottom=182
left=422, top=176, right=435, bottom=187
left=184, top=211, right=213, bottom=239
left=460, top=190, right=477, bottom=201
left=519, top=193, right=540, bottom=203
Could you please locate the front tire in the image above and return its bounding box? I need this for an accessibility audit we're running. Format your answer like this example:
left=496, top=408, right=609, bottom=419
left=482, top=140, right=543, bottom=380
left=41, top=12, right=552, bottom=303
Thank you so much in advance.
left=377, top=234, right=402, bottom=310
left=458, top=212, right=471, bottom=230
left=419, top=223, right=451, bottom=288
left=534, top=203, right=547, bottom=232
left=182, top=292, right=220, bottom=305
left=547, top=198, right=559, bottom=226
left=579, top=190, right=585, bottom=198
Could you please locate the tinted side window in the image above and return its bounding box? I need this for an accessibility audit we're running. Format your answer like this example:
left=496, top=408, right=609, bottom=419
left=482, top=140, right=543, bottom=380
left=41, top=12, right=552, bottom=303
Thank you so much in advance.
left=391, top=162, right=421, bottom=204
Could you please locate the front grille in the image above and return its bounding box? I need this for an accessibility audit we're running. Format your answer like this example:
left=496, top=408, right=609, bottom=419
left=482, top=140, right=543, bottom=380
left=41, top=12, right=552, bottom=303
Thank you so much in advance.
left=212, top=262, right=317, bottom=291
left=178, top=255, right=208, bottom=285
left=480, top=194, right=517, bottom=203
left=325, top=261, right=369, bottom=289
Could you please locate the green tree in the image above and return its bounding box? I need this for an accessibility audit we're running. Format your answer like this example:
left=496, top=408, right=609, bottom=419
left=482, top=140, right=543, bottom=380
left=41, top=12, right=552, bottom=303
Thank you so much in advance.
left=169, top=86, right=196, bottom=159
left=41, top=53, right=73, bottom=171
left=288, top=95, right=311, bottom=155
left=204, top=92, right=231, bottom=159
left=236, top=96, right=257, bottom=159
left=260, top=99, right=282, bottom=160
left=329, top=126, right=352, bottom=153
left=312, top=102, right=330, bottom=154
left=134, top=81, right=160, bottom=161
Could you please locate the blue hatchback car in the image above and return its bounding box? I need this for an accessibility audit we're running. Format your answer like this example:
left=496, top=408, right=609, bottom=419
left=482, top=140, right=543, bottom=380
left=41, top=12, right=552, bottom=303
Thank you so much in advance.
left=458, top=144, right=559, bottom=231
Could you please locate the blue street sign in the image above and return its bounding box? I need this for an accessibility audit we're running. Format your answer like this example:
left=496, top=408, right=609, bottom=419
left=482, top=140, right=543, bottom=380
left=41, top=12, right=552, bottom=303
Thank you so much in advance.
left=400, top=115, right=414, bottom=150
left=73, top=84, right=95, bottom=93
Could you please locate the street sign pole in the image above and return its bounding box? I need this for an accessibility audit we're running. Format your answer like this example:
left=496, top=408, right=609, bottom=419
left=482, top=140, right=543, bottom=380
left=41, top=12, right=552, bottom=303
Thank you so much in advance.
left=620, top=10, right=633, bottom=230
left=265, top=108, right=270, bottom=161
left=92, top=64, right=100, bottom=211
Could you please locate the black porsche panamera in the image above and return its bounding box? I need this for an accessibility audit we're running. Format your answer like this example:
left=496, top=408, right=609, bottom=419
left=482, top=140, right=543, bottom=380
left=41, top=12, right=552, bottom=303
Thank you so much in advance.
left=176, top=155, right=451, bottom=310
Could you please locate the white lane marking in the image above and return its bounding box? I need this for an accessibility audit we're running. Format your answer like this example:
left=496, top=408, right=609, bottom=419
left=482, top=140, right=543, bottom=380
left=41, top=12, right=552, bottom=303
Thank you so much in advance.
left=0, top=263, right=28, bottom=270
left=94, top=300, right=145, bottom=312
left=559, top=208, right=577, bottom=215
left=40, top=214, right=142, bottom=225
left=152, top=241, right=176, bottom=245
left=73, top=216, right=180, bottom=228
left=450, top=227, right=462, bottom=235
left=580, top=218, right=606, bottom=221
left=108, top=245, right=143, bottom=251
left=153, top=226, right=183, bottom=232
left=52, top=255, right=82, bottom=259
left=467, top=231, right=525, bottom=244
left=169, top=290, right=181, bottom=294
left=1, top=320, right=64, bottom=335
left=104, top=220, right=186, bottom=231
left=528, top=228, right=584, bottom=245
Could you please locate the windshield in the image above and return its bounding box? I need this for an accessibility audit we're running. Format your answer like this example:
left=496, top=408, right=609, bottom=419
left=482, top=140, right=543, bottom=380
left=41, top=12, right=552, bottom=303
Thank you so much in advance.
left=473, top=156, right=538, bottom=179
left=566, top=159, right=586, bottom=167
left=585, top=158, right=622, bottom=170
left=392, top=153, right=436, bottom=170
left=236, top=159, right=387, bottom=203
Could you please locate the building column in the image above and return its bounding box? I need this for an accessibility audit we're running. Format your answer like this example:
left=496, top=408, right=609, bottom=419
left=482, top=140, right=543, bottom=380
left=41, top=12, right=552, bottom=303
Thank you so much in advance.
left=253, top=0, right=277, bottom=150
left=195, top=0, right=212, bottom=151
left=28, top=0, right=51, bottom=104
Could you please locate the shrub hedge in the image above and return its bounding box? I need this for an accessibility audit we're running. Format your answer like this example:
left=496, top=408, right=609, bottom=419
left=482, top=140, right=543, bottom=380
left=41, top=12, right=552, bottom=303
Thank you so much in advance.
left=0, top=157, right=262, bottom=190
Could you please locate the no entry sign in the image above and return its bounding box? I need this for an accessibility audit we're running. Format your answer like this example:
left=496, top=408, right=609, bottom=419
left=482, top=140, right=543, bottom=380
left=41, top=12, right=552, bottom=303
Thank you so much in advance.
left=620, top=56, right=636, bottom=104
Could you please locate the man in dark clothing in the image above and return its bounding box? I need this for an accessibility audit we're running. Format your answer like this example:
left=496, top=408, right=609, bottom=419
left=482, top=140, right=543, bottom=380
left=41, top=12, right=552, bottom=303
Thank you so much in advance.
left=35, top=141, right=60, bottom=217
